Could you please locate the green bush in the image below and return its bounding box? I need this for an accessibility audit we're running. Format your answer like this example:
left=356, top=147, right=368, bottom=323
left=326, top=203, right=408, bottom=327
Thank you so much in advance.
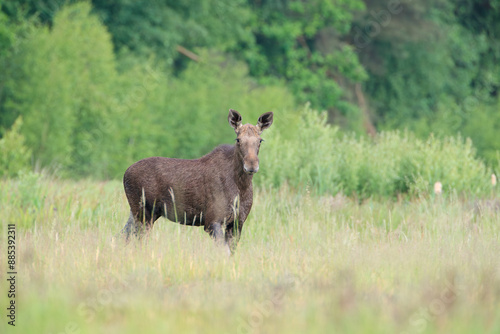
left=0, top=116, right=31, bottom=177
left=258, top=105, right=492, bottom=198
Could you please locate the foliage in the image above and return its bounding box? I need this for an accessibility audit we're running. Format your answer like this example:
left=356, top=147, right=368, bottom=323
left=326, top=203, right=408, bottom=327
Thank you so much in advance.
left=4, top=2, right=119, bottom=176
left=108, top=51, right=295, bottom=178
left=0, top=0, right=499, bottom=194
left=259, top=105, right=492, bottom=198
left=165, top=52, right=295, bottom=157
left=1, top=0, right=254, bottom=65
left=360, top=0, right=500, bottom=165
left=1, top=2, right=296, bottom=178
left=1, top=0, right=370, bottom=130
left=0, top=116, right=31, bottom=177
left=91, top=0, right=254, bottom=64
left=245, top=0, right=368, bottom=121
left=462, top=101, right=500, bottom=168
left=0, top=4, right=35, bottom=136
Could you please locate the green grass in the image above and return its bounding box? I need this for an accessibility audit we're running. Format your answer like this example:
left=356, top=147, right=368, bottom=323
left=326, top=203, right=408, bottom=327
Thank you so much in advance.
left=1, top=176, right=499, bottom=333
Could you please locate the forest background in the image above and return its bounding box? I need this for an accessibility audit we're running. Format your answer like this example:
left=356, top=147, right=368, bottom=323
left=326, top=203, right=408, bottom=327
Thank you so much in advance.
left=0, top=0, right=499, bottom=198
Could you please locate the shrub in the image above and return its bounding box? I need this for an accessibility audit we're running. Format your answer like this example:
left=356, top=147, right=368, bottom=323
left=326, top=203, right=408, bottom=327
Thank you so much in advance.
left=0, top=116, right=31, bottom=177
left=258, top=105, right=492, bottom=198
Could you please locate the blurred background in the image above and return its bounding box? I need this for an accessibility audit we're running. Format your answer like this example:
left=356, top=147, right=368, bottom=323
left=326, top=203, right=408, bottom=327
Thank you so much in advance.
left=0, top=0, right=498, bottom=193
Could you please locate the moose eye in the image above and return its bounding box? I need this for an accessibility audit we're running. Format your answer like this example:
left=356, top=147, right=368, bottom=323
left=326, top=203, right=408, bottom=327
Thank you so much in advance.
left=236, top=138, right=240, bottom=143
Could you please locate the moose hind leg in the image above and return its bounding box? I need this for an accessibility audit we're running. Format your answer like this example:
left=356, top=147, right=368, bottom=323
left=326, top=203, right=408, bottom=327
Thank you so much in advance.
left=120, top=211, right=147, bottom=242
left=120, top=212, right=135, bottom=242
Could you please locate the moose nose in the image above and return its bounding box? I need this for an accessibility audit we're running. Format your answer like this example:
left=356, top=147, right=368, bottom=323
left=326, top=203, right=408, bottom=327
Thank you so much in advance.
left=244, top=165, right=259, bottom=174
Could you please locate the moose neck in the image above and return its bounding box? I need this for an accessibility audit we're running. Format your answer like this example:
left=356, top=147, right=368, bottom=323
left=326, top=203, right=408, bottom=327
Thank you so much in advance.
left=233, top=145, right=253, bottom=190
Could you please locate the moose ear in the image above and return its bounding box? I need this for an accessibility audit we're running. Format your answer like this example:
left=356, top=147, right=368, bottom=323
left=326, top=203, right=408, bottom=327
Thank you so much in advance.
left=257, top=112, right=273, bottom=133
left=228, top=109, right=242, bottom=131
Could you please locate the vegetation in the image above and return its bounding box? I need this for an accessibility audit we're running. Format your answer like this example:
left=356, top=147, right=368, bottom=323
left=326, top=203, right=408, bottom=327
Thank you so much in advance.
left=0, top=116, right=30, bottom=177
left=0, top=2, right=499, bottom=333
left=0, top=177, right=499, bottom=333
left=0, top=1, right=499, bottom=184
left=259, top=105, right=493, bottom=198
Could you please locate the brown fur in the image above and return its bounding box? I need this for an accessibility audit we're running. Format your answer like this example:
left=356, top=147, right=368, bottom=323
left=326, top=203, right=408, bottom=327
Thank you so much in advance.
left=121, top=109, right=273, bottom=254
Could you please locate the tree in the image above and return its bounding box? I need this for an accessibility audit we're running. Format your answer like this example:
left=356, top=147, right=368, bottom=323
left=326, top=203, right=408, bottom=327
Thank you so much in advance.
left=244, top=0, right=368, bottom=131
left=356, top=0, right=500, bottom=164
left=4, top=3, right=119, bottom=175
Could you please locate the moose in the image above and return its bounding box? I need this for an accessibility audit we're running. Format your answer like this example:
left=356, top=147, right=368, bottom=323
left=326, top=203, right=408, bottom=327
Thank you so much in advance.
left=121, top=109, right=273, bottom=254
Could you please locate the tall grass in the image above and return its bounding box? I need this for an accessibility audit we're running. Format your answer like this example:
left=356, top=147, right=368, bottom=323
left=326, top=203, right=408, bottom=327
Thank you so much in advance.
left=1, top=178, right=499, bottom=333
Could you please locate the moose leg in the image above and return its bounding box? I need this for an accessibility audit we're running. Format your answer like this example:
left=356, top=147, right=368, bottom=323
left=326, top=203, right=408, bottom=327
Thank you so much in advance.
left=120, top=211, right=140, bottom=242
left=225, top=221, right=244, bottom=255
left=206, top=222, right=224, bottom=243
left=205, top=222, right=231, bottom=256
left=120, top=211, right=155, bottom=242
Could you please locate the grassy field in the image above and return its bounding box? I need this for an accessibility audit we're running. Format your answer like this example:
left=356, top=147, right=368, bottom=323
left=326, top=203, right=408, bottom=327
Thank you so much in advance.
left=1, top=175, right=499, bottom=333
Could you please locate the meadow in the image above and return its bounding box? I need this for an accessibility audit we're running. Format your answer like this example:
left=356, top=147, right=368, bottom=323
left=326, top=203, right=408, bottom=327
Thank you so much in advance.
left=1, top=2, right=499, bottom=333
left=1, top=174, right=499, bottom=334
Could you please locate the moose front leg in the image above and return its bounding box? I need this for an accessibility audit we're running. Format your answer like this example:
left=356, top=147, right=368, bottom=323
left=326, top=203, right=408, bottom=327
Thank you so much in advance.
left=225, top=221, right=244, bottom=255
left=205, top=222, right=231, bottom=256
left=206, top=221, right=224, bottom=242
